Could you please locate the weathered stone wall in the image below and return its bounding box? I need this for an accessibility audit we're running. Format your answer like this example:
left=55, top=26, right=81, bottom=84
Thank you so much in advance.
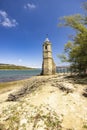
left=41, top=39, right=56, bottom=75
left=52, top=59, right=56, bottom=74
left=42, top=58, right=53, bottom=75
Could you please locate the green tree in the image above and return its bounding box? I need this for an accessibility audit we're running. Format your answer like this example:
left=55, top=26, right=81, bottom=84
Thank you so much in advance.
left=59, top=2, right=87, bottom=74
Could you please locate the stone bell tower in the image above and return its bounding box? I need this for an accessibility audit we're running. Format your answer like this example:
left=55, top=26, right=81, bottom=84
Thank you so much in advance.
left=41, top=37, right=56, bottom=75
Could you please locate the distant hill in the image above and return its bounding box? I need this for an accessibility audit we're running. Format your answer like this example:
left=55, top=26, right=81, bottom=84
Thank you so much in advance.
left=0, top=64, right=34, bottom=70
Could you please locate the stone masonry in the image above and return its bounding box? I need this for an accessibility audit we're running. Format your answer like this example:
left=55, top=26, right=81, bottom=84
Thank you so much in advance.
left=41, top=38, right=56, bottom=75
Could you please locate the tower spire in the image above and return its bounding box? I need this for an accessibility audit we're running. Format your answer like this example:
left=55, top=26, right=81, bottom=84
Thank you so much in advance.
left=45, top=34, right=49, bottom=42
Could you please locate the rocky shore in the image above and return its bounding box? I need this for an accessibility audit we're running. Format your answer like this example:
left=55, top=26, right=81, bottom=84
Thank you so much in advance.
left=0, top=74, right=87, bottom=130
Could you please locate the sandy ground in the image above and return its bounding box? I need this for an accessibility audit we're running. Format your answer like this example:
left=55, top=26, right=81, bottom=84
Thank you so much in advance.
left=0, top=74, right=87, bottom=130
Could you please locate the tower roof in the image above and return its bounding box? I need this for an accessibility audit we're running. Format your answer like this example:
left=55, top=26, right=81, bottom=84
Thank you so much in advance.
left=43, top=37, right=51, bottom=45
left=45, top=37, right=50, bottom=42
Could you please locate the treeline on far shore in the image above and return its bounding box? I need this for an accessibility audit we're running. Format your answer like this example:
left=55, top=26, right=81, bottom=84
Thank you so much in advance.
left=0, top=64, right=34, bottom=70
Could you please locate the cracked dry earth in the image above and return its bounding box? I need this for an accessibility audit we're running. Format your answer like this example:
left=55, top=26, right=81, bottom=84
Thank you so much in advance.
left=0, top=74, right=87, bottom=130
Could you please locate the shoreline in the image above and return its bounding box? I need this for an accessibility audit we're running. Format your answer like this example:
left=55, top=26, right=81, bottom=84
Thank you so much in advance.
left=0, top=72, right=86, bottom=95
left=0, top=74, right=54, bottom=93
left=0, top=76, right=39, bottom=93
left=0, top=69, right=41, bottom=83
left=0, top=73, right=65, bottom=87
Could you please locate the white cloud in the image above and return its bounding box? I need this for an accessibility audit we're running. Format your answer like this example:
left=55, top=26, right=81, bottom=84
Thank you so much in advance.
left=0, top=10, right=7, bottom=17
left=24, top=3, right=36, bottom=10
left=0, top=10, right=18, bottom=27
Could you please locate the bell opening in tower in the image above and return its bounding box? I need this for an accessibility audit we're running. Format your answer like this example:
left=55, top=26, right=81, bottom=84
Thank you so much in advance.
left=45, top=46, right=47, bottom=50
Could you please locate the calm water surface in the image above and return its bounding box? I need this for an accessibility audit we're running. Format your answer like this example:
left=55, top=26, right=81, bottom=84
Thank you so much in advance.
left=0, top=69, right=41, bottom=82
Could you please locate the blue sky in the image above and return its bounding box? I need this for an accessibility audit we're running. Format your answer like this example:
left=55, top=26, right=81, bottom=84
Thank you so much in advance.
left=0, top=0, right=86, bottom=68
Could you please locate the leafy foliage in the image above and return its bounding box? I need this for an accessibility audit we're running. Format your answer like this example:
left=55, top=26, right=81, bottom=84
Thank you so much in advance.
left=59, top=2, right=87, bottom=74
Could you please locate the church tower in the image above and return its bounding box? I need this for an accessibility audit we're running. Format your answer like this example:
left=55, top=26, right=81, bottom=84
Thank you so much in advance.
left=41, top=37, right=56, bottom=75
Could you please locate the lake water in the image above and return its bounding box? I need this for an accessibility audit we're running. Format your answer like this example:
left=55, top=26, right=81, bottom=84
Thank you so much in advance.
left=0, top=68, right=70, bottom=83
left=0, top=69, right=41, bottom=82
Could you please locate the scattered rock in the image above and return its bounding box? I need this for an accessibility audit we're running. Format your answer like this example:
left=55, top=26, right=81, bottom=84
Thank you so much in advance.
left=58, top=84, right=73, bottom=94
left=7, top=94, right=18, bottom=101
left=82, top=88, right=87, bottom=98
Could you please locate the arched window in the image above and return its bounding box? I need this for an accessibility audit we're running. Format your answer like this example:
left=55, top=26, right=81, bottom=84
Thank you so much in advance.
left=45, top=45, right=47, bottom=50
